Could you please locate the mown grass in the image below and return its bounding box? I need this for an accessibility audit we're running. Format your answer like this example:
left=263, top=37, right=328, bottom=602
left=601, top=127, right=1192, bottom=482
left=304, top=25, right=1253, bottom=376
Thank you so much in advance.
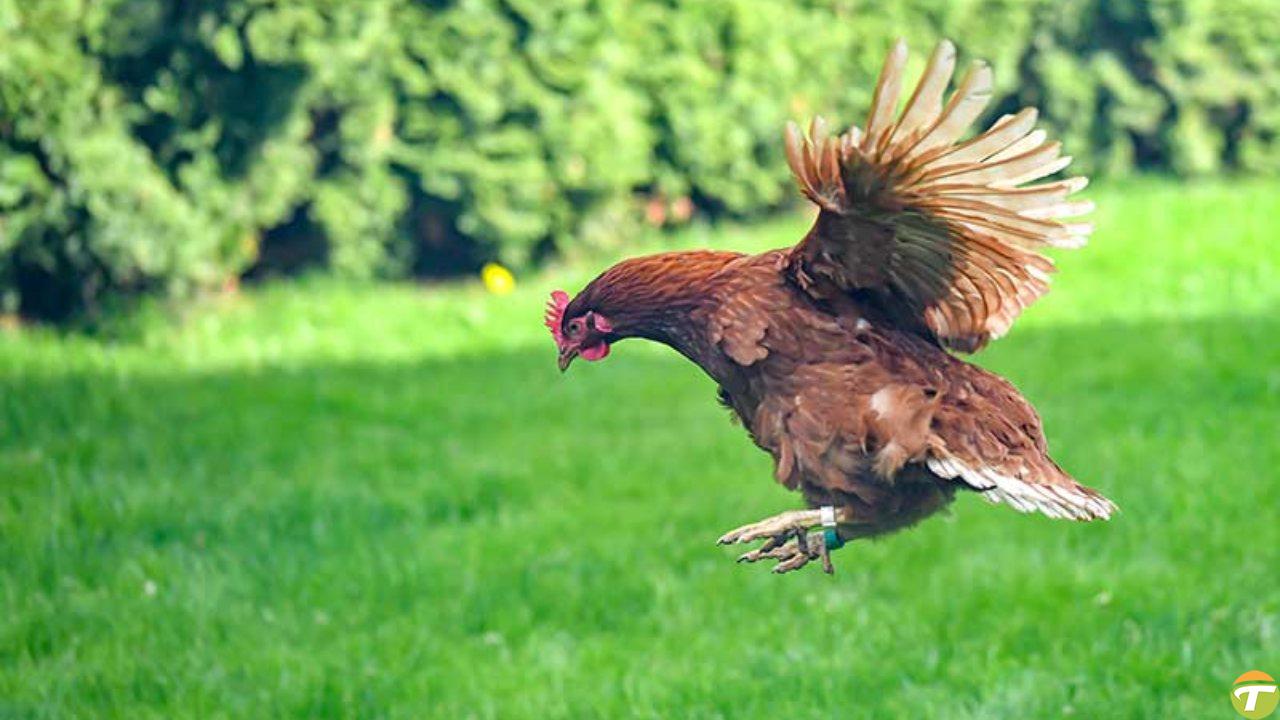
left=1, top=179, right=1277, bottom=718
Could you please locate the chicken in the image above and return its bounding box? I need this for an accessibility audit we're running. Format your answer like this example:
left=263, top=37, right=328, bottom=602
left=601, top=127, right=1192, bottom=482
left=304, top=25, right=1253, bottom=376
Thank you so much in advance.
left=546, top=39, right=1116, bottom=574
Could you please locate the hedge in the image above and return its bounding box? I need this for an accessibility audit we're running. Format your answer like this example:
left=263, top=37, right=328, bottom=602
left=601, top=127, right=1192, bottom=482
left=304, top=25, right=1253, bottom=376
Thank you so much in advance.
left=1, top=0, right=1276, bottom=320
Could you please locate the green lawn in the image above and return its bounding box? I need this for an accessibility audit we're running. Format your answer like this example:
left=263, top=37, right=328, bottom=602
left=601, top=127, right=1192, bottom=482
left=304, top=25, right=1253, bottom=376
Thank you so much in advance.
left=1, top=179, right=1278, bottom=718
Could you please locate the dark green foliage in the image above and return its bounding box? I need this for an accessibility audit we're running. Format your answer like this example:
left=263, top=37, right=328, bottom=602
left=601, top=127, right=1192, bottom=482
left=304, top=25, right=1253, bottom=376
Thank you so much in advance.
left=1, top=0, right=1276, bottom=319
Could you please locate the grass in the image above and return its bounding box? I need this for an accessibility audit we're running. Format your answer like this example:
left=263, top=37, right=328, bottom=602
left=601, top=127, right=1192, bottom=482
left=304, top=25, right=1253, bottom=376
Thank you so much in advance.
left=1, top=179, right=1278, bottom=718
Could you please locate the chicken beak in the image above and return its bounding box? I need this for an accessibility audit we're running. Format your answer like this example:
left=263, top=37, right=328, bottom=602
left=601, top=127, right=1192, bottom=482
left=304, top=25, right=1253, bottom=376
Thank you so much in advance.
left=557, top=347, right=578, bottom=372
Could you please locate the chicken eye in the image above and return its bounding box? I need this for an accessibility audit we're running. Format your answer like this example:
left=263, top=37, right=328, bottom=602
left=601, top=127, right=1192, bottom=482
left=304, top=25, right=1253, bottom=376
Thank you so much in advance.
left=567, top=319, right=585, bottom=338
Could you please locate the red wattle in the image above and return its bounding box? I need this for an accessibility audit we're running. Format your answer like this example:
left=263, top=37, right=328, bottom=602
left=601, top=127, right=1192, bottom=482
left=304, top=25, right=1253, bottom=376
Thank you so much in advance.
left=580, top=342, right=610, bottom=361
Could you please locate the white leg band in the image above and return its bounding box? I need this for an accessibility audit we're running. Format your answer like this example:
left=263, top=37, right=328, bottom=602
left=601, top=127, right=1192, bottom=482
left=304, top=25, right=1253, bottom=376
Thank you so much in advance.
left=820, top=505, right=837, bottom=528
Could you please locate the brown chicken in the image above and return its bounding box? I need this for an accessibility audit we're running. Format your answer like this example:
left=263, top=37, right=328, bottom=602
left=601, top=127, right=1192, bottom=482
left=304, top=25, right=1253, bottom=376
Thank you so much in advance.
left=547, top=39, right=1115, bottom=574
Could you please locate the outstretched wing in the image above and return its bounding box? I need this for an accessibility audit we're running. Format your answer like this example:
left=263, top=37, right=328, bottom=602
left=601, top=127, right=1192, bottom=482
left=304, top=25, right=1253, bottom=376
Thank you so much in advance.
left=784, top=39, right=1092, bottom=352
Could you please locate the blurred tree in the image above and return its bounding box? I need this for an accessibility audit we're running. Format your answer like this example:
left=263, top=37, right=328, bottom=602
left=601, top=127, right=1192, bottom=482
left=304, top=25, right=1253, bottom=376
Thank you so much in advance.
left=0, top=0, right=1276, bottom=320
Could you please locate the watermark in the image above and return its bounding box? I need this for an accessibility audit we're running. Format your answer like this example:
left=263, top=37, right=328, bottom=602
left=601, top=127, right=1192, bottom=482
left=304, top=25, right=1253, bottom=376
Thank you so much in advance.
left=1233, top=671, right=1279, bottom=719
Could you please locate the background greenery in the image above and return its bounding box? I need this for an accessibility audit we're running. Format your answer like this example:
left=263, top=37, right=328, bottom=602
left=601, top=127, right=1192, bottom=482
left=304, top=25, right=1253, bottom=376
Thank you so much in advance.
left=2, top=2, right=1277, bottom=715
left=2, top=180, right=1278, bottom=717
left=2, top=0, right=1279, bottom=319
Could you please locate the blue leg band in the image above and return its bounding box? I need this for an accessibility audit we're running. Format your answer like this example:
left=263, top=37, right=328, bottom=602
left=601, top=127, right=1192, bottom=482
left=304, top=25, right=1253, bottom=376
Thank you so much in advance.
left=823, top=527, right=845, bottom=550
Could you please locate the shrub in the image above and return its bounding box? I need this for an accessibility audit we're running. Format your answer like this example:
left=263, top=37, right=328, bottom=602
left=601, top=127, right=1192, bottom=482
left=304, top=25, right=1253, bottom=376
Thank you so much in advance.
left=1, top=0, right=1276, bottom=320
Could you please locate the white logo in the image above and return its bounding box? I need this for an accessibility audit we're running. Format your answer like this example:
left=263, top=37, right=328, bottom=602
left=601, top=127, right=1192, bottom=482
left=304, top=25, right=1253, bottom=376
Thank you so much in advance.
left=1238, top=685, right=1280, bottom=713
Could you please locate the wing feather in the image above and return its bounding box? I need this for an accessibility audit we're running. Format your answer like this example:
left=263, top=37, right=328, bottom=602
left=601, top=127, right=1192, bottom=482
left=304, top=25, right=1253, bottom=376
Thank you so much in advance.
left=933, top=108, right=1037, bottom=167
left=865, top=39, right=909, bottom=155
left=888, top=40, right=956, bottom=154
left=911, top=61, right=993, bottom=156
left=783, top=39, right=1091, bottom=351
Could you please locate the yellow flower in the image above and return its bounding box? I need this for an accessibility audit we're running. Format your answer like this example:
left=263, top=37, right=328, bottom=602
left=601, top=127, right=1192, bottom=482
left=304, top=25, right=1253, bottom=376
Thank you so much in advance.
left=481, top=262, right=516, bottom=295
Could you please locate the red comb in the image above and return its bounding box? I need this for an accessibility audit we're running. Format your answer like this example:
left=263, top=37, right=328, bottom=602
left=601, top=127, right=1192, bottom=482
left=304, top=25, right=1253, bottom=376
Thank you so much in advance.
left=544, top=290, right=570, bottom=344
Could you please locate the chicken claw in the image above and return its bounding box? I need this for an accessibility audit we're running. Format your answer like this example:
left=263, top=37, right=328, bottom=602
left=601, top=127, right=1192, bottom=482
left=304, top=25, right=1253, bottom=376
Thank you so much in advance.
left=736, top=532, right=834, bottom=574
left=716, top=509, right=824, bottom=546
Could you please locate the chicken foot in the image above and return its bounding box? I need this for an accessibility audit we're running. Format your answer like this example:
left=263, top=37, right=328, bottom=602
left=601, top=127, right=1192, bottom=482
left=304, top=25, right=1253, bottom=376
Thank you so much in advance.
left=717, top=508, right=846, bottom=574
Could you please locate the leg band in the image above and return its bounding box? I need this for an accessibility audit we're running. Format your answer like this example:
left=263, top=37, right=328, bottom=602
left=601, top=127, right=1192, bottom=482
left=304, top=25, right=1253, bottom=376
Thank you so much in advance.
left=820, top=506, right=843, bottom=549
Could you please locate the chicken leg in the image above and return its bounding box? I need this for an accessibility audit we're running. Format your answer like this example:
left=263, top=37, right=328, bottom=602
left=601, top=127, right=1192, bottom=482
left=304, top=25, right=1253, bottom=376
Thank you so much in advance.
left=717, top=508, right=847, bottom=574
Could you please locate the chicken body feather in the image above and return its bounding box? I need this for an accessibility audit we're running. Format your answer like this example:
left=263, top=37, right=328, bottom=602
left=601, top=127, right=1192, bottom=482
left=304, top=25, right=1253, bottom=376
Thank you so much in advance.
left=682, top=251, right=1111, bottom=532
